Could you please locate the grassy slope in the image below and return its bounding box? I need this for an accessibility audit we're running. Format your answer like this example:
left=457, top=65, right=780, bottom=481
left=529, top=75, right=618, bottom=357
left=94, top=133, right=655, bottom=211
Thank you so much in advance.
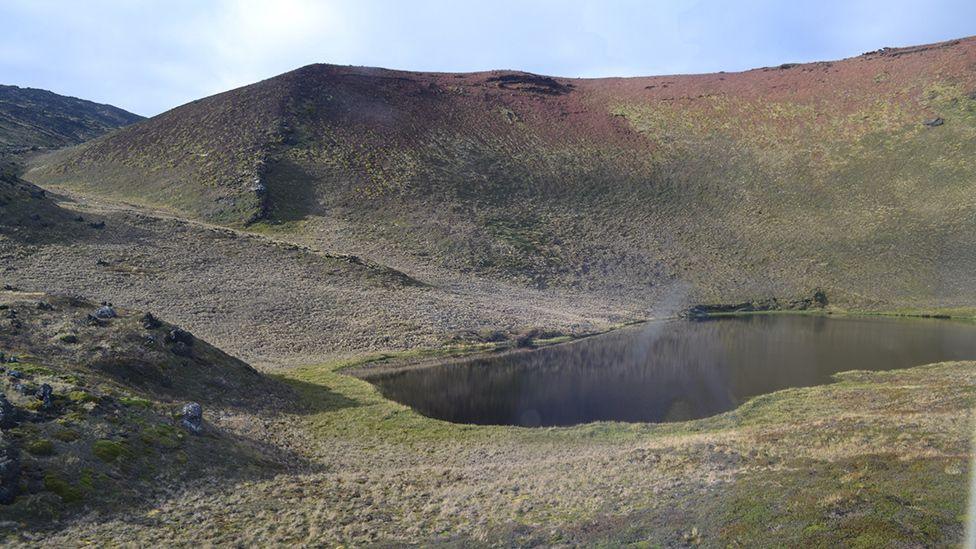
left=284, top=358, right=976, bottom=546
left=0, top=291, right=293, bottom=533
left=29, top=354, right=969, bottom=546
left=25, top=36, right=976, bottom=310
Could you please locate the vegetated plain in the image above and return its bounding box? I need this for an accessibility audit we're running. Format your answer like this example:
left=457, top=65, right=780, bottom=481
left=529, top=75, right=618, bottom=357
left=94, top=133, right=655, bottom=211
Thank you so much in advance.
left=1, top=36, right=976, bottom=546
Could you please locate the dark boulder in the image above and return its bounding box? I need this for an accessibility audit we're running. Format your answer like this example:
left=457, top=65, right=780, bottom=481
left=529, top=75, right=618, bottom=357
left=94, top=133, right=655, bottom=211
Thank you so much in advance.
left=165, top=329, right=194, bottom=356
left=171, top=342, right=192, bottom=357
left=141, top=313, right=161, bottom=330
left=923, top=117, right=944, bottom=127
left=0, top=440, right=20, bottom=504
left=180, top=402, right=203, bottom=434
left=813, top=288, right=828, bottom=307
left=0, top=395, right=17, bottom=429
left=37, top=384, right=53, bottom=410
left=164, top=328, right=194, bottom=346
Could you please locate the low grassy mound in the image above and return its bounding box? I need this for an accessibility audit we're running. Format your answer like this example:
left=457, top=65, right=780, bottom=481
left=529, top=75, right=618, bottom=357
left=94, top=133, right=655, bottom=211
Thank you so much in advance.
left=0, top=290, right=292, bottom=530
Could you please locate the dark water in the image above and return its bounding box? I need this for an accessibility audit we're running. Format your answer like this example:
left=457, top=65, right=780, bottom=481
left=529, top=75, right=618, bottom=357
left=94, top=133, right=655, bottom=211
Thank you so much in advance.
left=364, top=315, right=976, bottom=426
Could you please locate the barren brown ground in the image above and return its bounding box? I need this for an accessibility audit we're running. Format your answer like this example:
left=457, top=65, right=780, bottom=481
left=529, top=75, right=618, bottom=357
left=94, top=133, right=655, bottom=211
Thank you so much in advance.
left=1, top=188, right=646, bottom=370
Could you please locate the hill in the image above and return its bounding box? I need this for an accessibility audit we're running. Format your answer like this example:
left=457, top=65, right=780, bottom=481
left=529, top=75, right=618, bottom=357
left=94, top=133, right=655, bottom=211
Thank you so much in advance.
left=0, top=85, right=142, bottom=155
left=24, top=36, right=976, bottom=311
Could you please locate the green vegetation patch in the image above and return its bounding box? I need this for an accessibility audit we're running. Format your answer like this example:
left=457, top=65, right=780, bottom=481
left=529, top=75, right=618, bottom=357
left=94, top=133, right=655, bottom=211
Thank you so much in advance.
left=67, top=390, right=97, bottom=403
left=53, top=429, right=81, bottom=442
left=43, top=473, right=84, bottom=503
left=139, top=424, right=183, bottom=450
left=92, top=439, right=129, bottom=463
left=719, top=454, right=964, bottom=547
left=119, top=396, right=153, bottom=409
left=26, top=439, right=54, bottom=456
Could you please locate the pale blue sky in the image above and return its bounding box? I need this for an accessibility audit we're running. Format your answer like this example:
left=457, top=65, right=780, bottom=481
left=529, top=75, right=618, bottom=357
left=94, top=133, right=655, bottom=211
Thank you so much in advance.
left=2, top=0, right=974, bottom=116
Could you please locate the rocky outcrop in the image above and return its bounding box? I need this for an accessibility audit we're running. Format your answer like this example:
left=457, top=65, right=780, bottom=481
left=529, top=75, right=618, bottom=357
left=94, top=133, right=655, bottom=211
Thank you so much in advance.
left=686, top=289, right=828, bottom=320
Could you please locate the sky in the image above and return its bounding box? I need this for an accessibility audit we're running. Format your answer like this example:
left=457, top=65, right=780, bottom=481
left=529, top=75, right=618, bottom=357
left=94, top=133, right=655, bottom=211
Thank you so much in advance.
left=2, top=0, right=975, bottom=117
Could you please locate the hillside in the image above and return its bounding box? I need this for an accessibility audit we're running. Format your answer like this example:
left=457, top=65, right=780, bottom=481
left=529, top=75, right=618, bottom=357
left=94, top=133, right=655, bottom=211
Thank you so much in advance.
left=0, top=85, right=142, bottom=155
left=25, top=36, right=976, bottom=311
left=0, top=290, right=294, bottom=530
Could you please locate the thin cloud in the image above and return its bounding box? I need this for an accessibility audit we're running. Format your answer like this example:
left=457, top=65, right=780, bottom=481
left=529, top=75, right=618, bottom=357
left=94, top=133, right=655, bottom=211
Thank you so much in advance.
left=0, top=0, right=973, bottom=116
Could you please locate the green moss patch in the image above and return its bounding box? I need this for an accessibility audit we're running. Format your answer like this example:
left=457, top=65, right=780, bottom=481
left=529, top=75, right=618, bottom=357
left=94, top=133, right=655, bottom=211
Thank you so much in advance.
left=139, top=424, right=183, bottom=450
left=67, top=390, right=97, bottom=403
left=43, top=473, right=84, bottom=503
left=92, top=439, right=129, bottom=463
left=26, top=439, right=54, bottom=456
left=119, top=396, right=153, bottom=408
left=53, top=429, right=81, bottom=442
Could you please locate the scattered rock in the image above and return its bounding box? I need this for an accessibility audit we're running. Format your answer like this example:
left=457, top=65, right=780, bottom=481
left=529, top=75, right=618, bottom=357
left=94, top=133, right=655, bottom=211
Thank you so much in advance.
left=171, top=342, right=192, bottom=357
left=0, top=440, right=20, bottom=504
left=165, top=328, right=194, bottom=346
left=165, top=328, right=194, bottom=356
left=37, top=384, right=53, bottom=410
left=7, top=371, right=21, bottom=379
left=813, top=288, right=828, bottom=307
left=141, top=313, right=161, bottom=330
left=35, top=301, right=52, bottom=311
left=180, top=402, right=203, bottom=434
left=94, top=303, right=117, bottom=319
left=88, top=221, right=106, bottom=229
left=0, top=395, right=18, bottom=429
left=923, top=117, right=944, bottom=127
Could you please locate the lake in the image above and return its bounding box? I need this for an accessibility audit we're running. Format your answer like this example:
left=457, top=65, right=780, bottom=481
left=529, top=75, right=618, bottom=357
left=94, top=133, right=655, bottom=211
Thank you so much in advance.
left=363, top=315, right=976, bottom=426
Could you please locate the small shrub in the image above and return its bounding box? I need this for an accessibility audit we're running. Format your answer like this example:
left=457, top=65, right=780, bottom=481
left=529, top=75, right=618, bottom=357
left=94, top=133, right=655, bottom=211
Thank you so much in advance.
left=26, top=439, right=54, bottom=456
left=92, top=440, right=127, bottom=463
left=140, top=424, right=183, bottom=449
left=53, top=429, right=80, bottom=442
left=43, top=474, right=83, bottom=503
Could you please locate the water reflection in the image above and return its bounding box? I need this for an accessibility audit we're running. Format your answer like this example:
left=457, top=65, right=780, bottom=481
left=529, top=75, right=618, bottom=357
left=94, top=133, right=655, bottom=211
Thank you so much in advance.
left=365, top=315, right=976, bottom=426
